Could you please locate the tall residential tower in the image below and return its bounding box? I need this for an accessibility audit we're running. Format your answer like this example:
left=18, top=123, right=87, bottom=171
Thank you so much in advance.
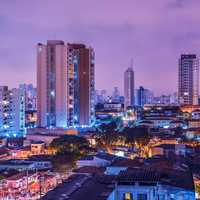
left=37, top=40, right=67, bottom=127
left=37, top=41, right=95, bottom=128
left=67, top=43, right=95, bottom=127
left=124, top=67, right=135, bottom=109
left=178, top=54, right=199, bottom=105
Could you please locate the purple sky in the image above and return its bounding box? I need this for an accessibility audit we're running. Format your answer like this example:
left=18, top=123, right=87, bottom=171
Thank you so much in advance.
left=0, top=0, right=200, bottom=95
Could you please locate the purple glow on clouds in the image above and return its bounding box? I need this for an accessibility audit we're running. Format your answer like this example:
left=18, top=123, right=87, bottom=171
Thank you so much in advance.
left=0, top=0, right=200, bottom=95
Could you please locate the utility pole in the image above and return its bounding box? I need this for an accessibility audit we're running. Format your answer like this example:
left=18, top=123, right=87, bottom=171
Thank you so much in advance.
left=39, top=172, right=42, bottom=199
left=26, top=169, right=29, bottom=198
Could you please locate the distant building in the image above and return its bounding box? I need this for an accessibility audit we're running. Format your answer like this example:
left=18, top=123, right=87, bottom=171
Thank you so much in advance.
left=95, top=102, right=124, bottom=121
left=124, top=67, right=134, bottom=109
left=169, top=92, right=179, bottom=104
left=112, top=87, right=120, bottom=102
left=151, top=93, right=179, bottom=105
left=10, top=85, right=26, bottom=136
left=136, top=86, right=152, bottom=107
left=0, top=85, right=26, bottom=137
left=178, top=54, right=199, bottom=105
left=95, top=90, right=108, bottom=104
left=0, top=86, right=10, bottom=135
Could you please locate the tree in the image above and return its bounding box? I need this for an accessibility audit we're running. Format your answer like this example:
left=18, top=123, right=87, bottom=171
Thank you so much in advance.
left=122, top=127, right=150, bottom=157
left=49, top=135, right=90, bottom=172
left=96, top=121, right=118, bottom=133
left=95, top=120, right=123, bottom=153
left=52, top=150, right=79, bottom=173
left=123, top=127, right=149, bottom=146
left=49, top=135, right=89, bottom=154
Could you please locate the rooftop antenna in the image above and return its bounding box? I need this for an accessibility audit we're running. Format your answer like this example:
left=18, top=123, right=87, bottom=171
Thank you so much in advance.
left=130, top=58, right=134, bottom=68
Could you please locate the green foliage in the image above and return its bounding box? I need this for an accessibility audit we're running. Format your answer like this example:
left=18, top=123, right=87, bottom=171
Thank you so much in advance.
left=49, top=135, right=89, bottom=153
left=95, top=120, right=121, bottom=151
left=123, top=127, right=150, bottom=147
left=97, top=121, right=118, bottom=133
left=96, top=120, right=150, bottom=151
left=52, top=150, right=80, bottom=173
left=49, top=135, right=90, bottom=172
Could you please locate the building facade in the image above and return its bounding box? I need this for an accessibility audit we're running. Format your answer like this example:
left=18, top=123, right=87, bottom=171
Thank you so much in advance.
left=67, top=43, right=95, bottom=127
left=136, top=86, right=153, bottom=107
left=37, top=41, right=95, bottom=128
left=0, top=86, right=11, bottom=136
left=178, top=54, right=199, bottom=105
left=37, top=40, right=67, bottom=128
left=0, top=85, right=26, bottom=137
left=124, top=67, right=134, bottom=109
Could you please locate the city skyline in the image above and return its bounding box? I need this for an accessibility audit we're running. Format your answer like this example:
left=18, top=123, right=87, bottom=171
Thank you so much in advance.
left=1, top=1, right=200, bottom=95
left=0, top=2, right=200, bottom=200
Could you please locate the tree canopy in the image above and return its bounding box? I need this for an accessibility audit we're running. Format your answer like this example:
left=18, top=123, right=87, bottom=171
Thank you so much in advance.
left=49, top=135, right=89, bottom=154
left=49, top=135, right=90, bottom=172
left=123, top=127, right=150, bottom=147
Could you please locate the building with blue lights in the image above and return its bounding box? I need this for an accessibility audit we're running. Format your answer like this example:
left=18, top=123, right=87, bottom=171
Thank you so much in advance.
left=0, top=85, right=26, bottom=137
left=67, top=43, right=95, bottom=127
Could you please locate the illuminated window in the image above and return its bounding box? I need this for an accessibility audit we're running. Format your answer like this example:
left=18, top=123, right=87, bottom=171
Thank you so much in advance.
left=123, top=193, right=133, bottom=200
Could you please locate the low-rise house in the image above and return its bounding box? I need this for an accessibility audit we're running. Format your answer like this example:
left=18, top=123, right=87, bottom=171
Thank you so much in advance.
left=6, top=171, right=37, bottom=190
left=31, top=141, right=46, bottom=155
left=0, top=148, right=9, bottom=160
left=169, top=120, right=186, bottom=129
left=192, top=109, right=200, bottom=120
left=0, top=159, right=52, bottom=171
left=188, top=119, right=200, bottom=128
left=150, top=144, right=194, bottom=158
left=0, top=137, right=7, bottom=147
left=9, top=146, right=31, bottom=159
left=108, top=168, right=195, bottom=200
left=77, top=153, right=117, bottom=168
left=138, top=116, right=176, bottom=129
left=105, top=158, right=143, bottom=176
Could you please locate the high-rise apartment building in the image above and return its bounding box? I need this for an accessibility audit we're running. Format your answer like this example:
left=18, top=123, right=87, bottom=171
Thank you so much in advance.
left=67, top=43, right=95, bottom=127
left=10, top=85, right=26, bottom=136
left=0, top=86, right=10, bottom=135
left=37, top=40, right=67, bottom=128
left=178, top=54, right=199, bottom=105
left=124, top=67, right=134, bottom=109
left=24, top=84, right=37, bottom=111
left=0, top=85, right=26, bottom=137
left=37, top=41, right=95, bottom=128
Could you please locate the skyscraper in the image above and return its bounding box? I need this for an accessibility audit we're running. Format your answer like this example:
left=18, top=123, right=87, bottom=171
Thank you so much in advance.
left=37, top=40, right=67, bottom=128
left=67, top=43, right=95, bottom=127
left=124, top=67, right=134, bottom=109
left=178, top=54, right=199, bottom=105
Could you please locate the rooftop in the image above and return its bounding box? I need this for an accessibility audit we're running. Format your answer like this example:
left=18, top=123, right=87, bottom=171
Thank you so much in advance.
left=117, top=167, right=194, bottom=191
left=41, top=174, right=113, bottom=200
